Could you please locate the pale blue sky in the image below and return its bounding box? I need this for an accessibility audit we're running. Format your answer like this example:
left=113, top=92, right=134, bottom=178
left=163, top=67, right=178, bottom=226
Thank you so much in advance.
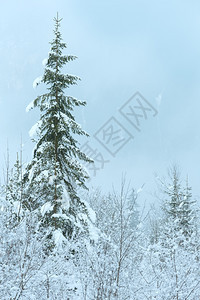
left=0, top=0, right=200, bottom=202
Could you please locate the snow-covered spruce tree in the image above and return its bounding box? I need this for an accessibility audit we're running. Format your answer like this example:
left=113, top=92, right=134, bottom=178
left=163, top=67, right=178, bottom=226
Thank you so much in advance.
left=136, top=168, right=200, bottom=299
left=180, top=176, right=197, bottom=238
left=2, top=151, right=25, bottom=226
left=24, top=15, right=93, bottom=246
left=160, top=166, right=197, bottom=247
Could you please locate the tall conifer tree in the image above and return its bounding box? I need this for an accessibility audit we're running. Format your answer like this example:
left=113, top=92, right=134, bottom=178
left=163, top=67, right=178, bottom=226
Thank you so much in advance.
left=24, top=14, right=93, bottom=243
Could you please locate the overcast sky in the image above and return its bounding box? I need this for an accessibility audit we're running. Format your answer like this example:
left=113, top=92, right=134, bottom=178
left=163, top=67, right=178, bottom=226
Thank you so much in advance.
left=1, top=0, right=200, bottom=203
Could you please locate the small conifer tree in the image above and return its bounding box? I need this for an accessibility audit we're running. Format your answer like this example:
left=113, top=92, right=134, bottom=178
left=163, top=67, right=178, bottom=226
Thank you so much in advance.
left=160, top=166, right=197, bottom=248
left=5, top=151, right=24, bottom=224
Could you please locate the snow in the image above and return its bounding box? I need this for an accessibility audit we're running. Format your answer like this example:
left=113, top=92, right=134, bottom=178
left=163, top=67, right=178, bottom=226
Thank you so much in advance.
left=41, top=202, right=53, bottom=216
left=80, top=198, right=96, bottom=223
left=137, top=187, right=143, bottom=194
left=33, top=76, right=43, bottom=89
left=78, top=213, right=87, bottom=222
left=137, top=184, right=145, bottom=194
left=42, top=170, right=49, bottom=177
left=87, top=206, right=96, bottom=223
left=88, top=221, right=99, bottom=242
left=42, top=58, right=48, bottom=66
left=137, top=222, right=143, bottom=229
left=179, top=201, right=184, bottom=208
left=29, top=120, right=42, bottom=138
left=49, top=175, right=56, bottom=185
left=13, top=201, right=21, bottom=214
left=26, top=100, right=34, bottom=112
left=53, top=229, right=66, bottom=247
left=28, top=166, right=33, bottom=181
left=61, top=188, right=70, bottom=210
left=52, top=213, right=70, bottom=220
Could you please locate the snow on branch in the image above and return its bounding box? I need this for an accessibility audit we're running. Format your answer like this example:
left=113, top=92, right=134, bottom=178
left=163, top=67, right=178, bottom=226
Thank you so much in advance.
left=33, top=76, right=43, bottom=89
